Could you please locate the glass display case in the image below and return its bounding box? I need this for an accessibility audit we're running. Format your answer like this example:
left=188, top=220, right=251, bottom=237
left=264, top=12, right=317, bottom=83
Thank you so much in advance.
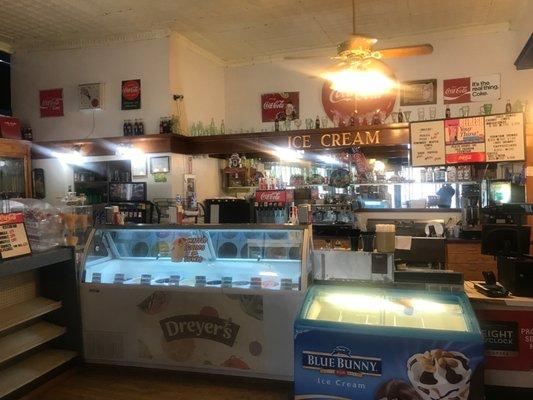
left=294, top=285, right=484, bottom=400
left=80, top=224, right=311, bottom=380
left=82, top=225, right=309, bottom=290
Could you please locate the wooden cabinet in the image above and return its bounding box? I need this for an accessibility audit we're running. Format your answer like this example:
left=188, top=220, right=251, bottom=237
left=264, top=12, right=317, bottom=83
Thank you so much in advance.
left=0, top=138, right=32, bottom=198
left=446, top=242, right=497, bottom=281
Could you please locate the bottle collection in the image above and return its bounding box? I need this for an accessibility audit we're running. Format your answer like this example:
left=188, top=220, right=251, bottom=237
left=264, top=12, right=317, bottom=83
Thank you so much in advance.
left=122, top=119, right=145, bottom=136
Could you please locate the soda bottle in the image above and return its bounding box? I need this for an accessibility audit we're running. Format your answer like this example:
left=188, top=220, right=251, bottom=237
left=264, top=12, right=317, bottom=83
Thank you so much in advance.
left=506, top=99, right=512, bottom=113
left=123, top=120, right=129, bottom=136
left=138, top=119, right=145, bottom=135
left=397, top=110, right=404, bottom=123
left=133, top=119, right=139, bottom=136
left=220, top=119, right=226, bottom=135
left=445, top=106, right=451, bottom=119
left=159, top=117, right=164, bottom=134
left=274, top=117, right=279, bottom=132
left=315, top=115, right=320, bottom=129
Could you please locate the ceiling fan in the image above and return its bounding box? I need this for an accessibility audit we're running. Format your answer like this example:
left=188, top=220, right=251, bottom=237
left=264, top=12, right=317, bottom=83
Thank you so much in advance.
left=285, top=0, right=433, bottom=63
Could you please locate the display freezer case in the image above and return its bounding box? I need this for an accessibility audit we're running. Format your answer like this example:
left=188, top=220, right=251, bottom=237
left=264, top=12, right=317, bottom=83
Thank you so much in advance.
left=80, top=224, right=312, bottom=380
left=294, top=285, right=484, bottom=400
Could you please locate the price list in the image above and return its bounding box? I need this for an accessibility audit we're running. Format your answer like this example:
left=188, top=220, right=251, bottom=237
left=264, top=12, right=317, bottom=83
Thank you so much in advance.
left=0, top=213, right=31, bottom=259
left=485, top=113, right=524, bottom=162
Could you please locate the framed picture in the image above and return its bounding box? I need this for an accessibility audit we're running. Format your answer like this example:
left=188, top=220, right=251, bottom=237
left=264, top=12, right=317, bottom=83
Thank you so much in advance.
left=131, top=157, right=147, bottom=177
left=261, top=92, right=299, bottom=122
left=150, top=156, right=170, bottom=174
left=400, top=79, right=437, bottom=106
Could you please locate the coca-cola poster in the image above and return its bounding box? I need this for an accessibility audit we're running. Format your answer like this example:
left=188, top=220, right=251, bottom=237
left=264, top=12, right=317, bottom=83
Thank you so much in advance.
left=122, top=79, right=141, bottom=110
left=445, top=117, right=486, bottom=164
left=39, top=88, right=63, bottom=118
left=321, top=80, right=396, bottom=123
left=261, top=92, right=299, bottom=122
left=443, top=74, right=500, bottom=104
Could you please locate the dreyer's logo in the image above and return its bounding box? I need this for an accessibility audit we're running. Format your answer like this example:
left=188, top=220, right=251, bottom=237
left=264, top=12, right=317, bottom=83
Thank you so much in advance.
left=302, top=346, right=382, bottom=378
left=159, top=314, right=239, bottom=346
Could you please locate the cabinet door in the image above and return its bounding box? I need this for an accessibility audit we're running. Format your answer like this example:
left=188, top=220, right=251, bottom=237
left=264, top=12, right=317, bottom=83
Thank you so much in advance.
left=0, top=157, right=26, bottom=197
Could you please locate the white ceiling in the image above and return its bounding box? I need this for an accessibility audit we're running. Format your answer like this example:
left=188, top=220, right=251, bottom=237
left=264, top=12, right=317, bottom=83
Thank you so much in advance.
left=0, top=0, right=529, bottom=64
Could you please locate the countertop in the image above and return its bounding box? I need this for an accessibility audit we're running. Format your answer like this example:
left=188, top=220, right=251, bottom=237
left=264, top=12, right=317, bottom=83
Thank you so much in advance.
left=465, top=281, right=533, bottom=307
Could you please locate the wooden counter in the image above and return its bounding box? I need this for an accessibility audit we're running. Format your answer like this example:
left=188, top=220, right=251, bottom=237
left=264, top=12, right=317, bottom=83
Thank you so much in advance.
left=446, top=241, right=496, bottom=280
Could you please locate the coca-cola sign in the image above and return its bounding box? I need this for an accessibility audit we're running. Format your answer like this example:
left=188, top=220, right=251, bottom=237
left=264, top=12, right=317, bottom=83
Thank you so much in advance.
left=321, top=80, right=396, bottom=123
left=121, top=79, right=141, bottom=110
left=261, top=92, right=299, bottom=122
left=443, top=74, right=500, bottom=104
left=39, top=88, right=64, bottom=118
left=255, top=189, right=294, bottom=203
left=0, top=116, right=21, bottom=139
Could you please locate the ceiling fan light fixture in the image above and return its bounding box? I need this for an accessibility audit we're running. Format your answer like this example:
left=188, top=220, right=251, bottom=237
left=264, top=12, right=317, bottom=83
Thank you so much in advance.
left=324, top=63, right=397, bottom=98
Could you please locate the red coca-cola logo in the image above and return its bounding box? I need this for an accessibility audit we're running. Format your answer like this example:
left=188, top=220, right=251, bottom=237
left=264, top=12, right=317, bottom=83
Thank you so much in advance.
left=263, top=99, right=285, bottom=110
left=443, top=77, right=471, bottom=104
left=256, top=190, right=285, bottom=202
left=122, top=80, right=140, bottom=101
left=40, top=98, right=62, bottom=110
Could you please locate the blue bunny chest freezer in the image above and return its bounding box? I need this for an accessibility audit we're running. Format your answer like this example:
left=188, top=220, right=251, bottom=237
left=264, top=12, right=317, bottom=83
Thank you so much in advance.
left=294, top=285, right=485, bottom=400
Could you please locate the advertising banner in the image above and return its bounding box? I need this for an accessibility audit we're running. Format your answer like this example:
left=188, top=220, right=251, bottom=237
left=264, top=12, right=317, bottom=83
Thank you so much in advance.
left=39, top=88, right=64, bottom=118
left=443, top=74, right=500, bottom=104
left=445, top=117, right=486, bottom=164
left=261, top=92, right=299, bottom=122
left=294, top=329, right=484, bottom=400
left=121, top=79, right=141, bottom=110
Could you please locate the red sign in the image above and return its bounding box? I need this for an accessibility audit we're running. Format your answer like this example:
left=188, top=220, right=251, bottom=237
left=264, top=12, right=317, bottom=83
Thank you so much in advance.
left=444, top=117, right=486, bottom=164
left=39, top=88, right=64, bottom=118
left=475, top=308, right=533, bottom=371
left=261, top=92, right=299, bottom=122
left=0, top=213, right=24, bottom=224
left=121, top=79, right=141, bottom=110
left=443, top=77, right=470, bottom=104
left=0, top=116, right=21, bottom=139
left=255, top=190, right=294, bottom=203
left=321, top=81, right=396, bottom=124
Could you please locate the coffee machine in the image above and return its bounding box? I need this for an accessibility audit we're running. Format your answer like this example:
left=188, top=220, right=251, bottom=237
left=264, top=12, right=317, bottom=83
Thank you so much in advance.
left=460, top=183, right=482, bottom=238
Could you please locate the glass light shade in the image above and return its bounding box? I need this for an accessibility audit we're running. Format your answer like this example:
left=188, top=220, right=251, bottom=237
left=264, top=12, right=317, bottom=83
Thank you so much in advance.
left=323, top=58, right=397, bottom=98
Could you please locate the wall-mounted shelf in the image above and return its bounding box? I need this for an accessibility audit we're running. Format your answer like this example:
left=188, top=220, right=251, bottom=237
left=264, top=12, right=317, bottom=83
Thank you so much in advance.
left=0, top=322, right=66, bottom=365
left=0, top=349, right=76, bottom=398
left=0, top=298, right=62, bottom=333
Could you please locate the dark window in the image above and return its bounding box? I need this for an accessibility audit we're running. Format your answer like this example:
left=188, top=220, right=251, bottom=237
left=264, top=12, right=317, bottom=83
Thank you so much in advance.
left=0, top=51, right=11, bottom=116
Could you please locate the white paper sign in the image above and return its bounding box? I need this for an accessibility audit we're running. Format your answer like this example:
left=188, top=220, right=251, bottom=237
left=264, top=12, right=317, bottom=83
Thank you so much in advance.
left=410, top=120, right=446, bottom=167
left=485, top=113, right=524, bottom=162
left=470, top=74, right=500, bottom=102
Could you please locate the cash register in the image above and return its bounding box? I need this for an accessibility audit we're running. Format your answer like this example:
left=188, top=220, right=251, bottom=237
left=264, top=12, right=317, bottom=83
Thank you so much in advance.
left=481, top=203, right=533, bottom=297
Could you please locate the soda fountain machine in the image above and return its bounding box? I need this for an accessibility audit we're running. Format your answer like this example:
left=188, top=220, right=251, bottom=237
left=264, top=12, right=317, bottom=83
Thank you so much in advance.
left=254, top=189, right=294, bottom=224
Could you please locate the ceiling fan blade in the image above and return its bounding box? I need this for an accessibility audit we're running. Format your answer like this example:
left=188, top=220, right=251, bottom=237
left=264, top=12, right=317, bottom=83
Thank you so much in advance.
left=283, top=54, right=329, bottom=60
left=378, top=44, right=433, bottom=58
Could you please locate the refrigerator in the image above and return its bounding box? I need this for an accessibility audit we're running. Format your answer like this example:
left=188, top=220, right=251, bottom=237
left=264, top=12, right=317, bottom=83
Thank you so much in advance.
left=294, top=285, right=484, bottom=400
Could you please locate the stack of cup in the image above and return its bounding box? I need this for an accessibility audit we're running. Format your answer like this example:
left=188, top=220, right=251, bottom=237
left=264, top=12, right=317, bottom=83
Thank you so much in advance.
left=222, top=276, right=233, bottom=288
left=281, top=278, right=293, bottom=290
left=195, top=275, right=206, bottom=287
left=375, top=224, right=396, bottom=253
left=250, top=277, right=262, bottom=289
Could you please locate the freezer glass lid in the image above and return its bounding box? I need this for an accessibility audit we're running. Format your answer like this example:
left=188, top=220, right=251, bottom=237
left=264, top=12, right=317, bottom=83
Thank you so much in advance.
left=304, top=288, right=469, bottom=332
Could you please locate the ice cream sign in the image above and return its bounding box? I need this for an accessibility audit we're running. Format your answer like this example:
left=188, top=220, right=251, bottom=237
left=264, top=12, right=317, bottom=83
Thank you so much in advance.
left=302, top=346, right=382, bottom=377
left=443, top=74, right=500, bottom=104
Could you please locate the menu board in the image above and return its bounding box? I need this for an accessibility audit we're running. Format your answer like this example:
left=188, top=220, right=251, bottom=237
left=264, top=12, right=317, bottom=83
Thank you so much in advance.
left=0, top=213, right=31, bottom=260
left=445, top=117, right=485, bottom=164
left=485, top=113, right=525, bottom=162
left=410, top=120, right=446, bottom=166
left=409, top=113, right=524, bottom=167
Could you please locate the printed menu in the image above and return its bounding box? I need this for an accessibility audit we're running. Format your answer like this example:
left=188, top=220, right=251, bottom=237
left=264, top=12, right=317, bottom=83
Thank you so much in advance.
left=410, top=120, right=446, bottom=166
left=485, top=113, right=524, bottom=162
left=0, top=213, right=31, bottom=260
left=409, top=113, right=524, bottom=167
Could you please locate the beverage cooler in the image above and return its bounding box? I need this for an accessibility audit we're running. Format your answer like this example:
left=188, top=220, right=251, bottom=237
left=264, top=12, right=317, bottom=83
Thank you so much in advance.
left=80, top=224, right=312, bottom=380
left=294, top=285, right=485, bottom=400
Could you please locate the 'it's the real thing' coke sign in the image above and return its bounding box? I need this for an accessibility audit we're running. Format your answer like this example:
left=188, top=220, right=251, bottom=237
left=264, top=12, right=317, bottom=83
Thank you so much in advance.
left=443, top=74, right=500, bottom=104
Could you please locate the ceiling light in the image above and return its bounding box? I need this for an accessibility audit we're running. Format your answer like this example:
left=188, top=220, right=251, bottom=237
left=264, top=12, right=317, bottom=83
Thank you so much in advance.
left=323, top=59, right=397, bottom=98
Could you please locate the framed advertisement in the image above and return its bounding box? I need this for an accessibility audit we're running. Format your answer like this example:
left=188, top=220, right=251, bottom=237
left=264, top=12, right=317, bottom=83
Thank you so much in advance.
left=400, top=79, right=437, bottom=106
left=39, top=88, right=63, bottom=118
left=150, top=156, right=170, bottom=174
left=131, top=157, right=147, bottom=177
left=261, top=92, right=299, bottom=122
left=121, top=79, right=141, bottom=110
left=443, top=74, right=500, bottom=104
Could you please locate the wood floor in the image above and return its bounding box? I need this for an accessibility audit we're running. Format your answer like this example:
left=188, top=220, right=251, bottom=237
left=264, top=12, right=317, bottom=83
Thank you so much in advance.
left=23, top=365, right=292, bottom=400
